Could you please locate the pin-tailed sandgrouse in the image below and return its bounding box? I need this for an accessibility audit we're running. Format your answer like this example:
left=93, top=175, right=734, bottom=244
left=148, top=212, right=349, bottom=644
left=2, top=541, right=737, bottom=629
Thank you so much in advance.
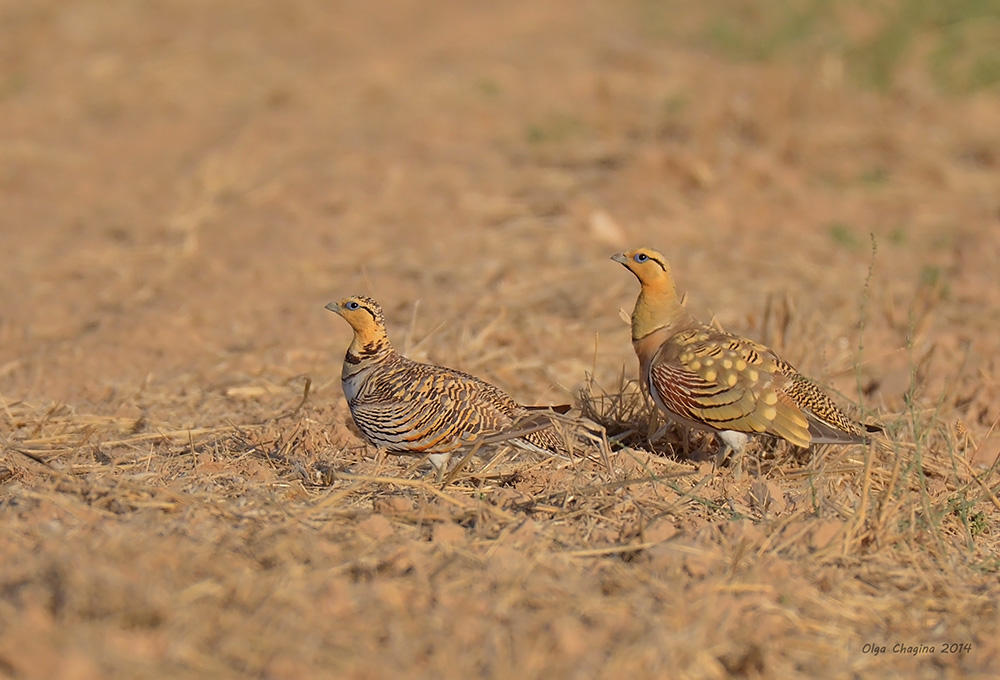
left=612, top=248, right=879, bottom=465
left=327, top=295, right=568, bottom=472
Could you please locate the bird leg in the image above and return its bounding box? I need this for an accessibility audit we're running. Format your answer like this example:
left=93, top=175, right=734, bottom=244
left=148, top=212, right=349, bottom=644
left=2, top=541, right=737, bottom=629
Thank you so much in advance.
left=649, top=423, right=671, bottom=443
left=440, top=439, right=489, bottom=487
left=427, top=453, right=453, bottom=483
left=716, top=430, right=749, bottom=475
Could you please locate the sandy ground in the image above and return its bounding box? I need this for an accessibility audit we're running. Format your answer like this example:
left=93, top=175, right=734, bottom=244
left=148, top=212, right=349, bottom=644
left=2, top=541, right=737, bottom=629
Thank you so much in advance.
left=2, top=1, right=1000, bottom=678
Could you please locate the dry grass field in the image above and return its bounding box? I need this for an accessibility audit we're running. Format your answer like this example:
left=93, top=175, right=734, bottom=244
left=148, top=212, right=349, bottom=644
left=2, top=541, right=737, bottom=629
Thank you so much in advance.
left=2, top=1, right=1000, bottom=678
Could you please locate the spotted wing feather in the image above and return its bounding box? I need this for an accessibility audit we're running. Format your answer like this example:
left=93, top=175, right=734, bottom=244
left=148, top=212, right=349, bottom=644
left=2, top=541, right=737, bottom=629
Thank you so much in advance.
left=647, top=328, right=816, bottom=447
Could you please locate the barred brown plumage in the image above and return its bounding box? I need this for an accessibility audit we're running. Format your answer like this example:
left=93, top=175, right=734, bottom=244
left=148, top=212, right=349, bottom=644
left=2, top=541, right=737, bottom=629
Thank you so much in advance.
left=612, top=248, right=881, bottom=467
left=326, top=295, right=569, bottom=472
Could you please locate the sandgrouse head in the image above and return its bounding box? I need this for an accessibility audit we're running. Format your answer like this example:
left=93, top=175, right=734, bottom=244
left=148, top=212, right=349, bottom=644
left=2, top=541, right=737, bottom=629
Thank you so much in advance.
left=611, top=248, right=674, bottom=289
left=325, top=295, right=386, bottom=334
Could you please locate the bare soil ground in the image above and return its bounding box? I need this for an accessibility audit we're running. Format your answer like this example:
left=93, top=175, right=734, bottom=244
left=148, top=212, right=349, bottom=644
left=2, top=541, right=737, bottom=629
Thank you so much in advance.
left=2, top=1, right=999, bottom=678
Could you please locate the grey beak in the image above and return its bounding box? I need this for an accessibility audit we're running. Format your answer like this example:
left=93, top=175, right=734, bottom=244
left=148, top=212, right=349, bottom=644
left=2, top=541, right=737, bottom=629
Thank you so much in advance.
left=610, top=253, right=628, bottom=265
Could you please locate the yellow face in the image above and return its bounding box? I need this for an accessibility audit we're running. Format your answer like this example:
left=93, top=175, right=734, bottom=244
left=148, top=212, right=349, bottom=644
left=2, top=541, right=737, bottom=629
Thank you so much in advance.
left=611, top=248, right=672, bottom=286
left=325, top=295, right=385, bottom=334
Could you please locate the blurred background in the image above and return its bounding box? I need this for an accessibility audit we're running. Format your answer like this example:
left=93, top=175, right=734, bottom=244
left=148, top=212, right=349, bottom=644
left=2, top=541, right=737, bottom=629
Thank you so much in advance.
left=3, top=3, right=1000, bottom=677
left=2, top=0, right=999, bottom=429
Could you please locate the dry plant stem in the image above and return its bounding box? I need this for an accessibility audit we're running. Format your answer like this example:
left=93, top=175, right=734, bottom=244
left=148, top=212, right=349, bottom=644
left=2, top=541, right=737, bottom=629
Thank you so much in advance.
left=441, top=438, right=487, bottom=487
left=3, top=4, right=1000, bottom=676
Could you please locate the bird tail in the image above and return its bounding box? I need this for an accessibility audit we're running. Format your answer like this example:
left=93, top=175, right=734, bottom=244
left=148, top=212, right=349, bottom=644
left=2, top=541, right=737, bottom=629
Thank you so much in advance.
left=806, top=416, right=869, bottom=445
left=808, top=415, right=892, bottom=452
left=524, top=403, right=573, bottom=415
